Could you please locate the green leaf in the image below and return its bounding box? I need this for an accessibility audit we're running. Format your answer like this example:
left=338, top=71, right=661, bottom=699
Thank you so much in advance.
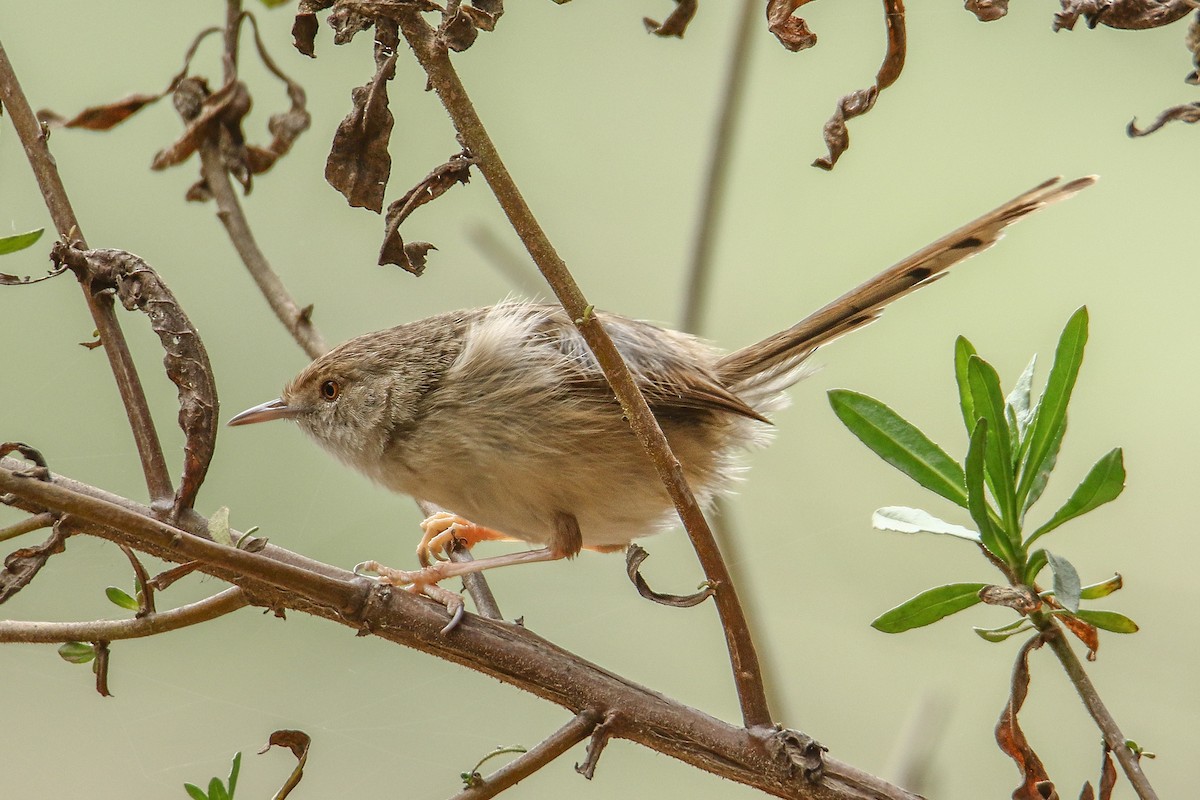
left=1027, top=448, right=1125, bottom=546
left=1074, top=608, right=1139, bottom=634
left=966, top=420, right=1012, bottom=565
left=1024, top=548, right=1048, bottom=585
left=1080, top=573, right=1123, bottom=600
left=828, top=389, right=967, bottom=507
left=967, top=355, right=1017, bottom=530
left=1006, top=354, right=1038, bottom=441
left=1018, top=307, right=1089, bottom=509
left=872, top=583, right=988, bottom=633
left=105, top=586, right=139, bottom=611
left=871, top=506, right=980, bottom=542
left=1021, top=416, right=1065, bottom=517
left=207, top=777, right=228, bottom=800
left=974, top=618, right=1036, bottom=642
left=954, top=336, right=978, bottom=435
left=227, top=753, right=241, bottom=799
left=208, top=506, right=232, bottom=547
left=0, top=227, right=44, bottom=255
left=183, top=784, right=209, bottom=800
left=1046, top=551, right=1081, bottom=613
left=57, top=641, right=96, bottom=664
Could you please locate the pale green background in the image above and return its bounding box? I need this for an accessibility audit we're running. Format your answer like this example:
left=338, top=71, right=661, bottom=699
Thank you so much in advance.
left=1, top=2, right=1195, bottom=798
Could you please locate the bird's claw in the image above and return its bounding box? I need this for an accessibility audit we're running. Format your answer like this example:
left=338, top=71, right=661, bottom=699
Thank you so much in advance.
left=416, top=511, right=474, bottom=567
left=353, top=559, right=465, bottom=633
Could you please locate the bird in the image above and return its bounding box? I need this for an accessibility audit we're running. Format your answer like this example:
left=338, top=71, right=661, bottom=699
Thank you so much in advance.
left=229, top=176, right=1095, bottom=597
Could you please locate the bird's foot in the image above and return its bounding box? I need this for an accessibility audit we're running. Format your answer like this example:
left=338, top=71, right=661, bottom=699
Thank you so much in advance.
left=354, top=559, right=466, bottom=633
left=416, top=511, right=510, bottom=567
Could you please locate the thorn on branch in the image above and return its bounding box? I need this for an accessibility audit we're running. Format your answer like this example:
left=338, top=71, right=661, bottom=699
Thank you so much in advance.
left=575, top=710, right=619, bottom=780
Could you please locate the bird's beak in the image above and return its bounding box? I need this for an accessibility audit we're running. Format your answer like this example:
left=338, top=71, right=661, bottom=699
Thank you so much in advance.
left=227, top=398, right=298, bottom=427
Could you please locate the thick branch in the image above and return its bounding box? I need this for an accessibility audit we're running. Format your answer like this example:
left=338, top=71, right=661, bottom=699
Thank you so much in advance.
left=0, top=40, right=173, bottom=507
left=0, top=586, right=248, bottom=643
left=393, top=8, right=772, bottom=732
left=0, top=458, right=916, bottom=800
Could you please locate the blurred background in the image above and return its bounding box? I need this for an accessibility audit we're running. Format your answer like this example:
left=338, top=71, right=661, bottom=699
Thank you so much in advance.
left=1, top=2, right=1195, bottom=798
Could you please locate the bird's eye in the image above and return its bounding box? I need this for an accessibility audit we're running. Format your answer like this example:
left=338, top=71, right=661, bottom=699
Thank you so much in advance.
left=320, top=379, right=340, bottom=401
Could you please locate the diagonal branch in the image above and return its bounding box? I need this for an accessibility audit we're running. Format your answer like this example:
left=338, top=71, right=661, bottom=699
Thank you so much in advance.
left=392, top=6, right=773, bottom=732
left=0, top=40, right=173, bottom=508
left=450, top=711, right=600, bottom=800
left=0, top=457, right=918, bottom=800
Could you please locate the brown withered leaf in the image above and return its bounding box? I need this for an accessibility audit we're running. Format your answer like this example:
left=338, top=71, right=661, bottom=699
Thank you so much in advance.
left=1097, top=744, right=1117, bottom=800
left=0, top=522, right=67, bottom=604
left=1054, top=0, right=1192, bottom=30
left=39, top=93, right=162, bottom=131
left=1128, top=101, right=1200, bottom=137
left=813, top=0, right=906, bottom=170
left=439, top=0, right=480, bottom=51
left=965, top=0, right=1010, bottom=22
left=329, top=4, right=375, bottom=45
left=37, top=26, right=223, bottom=131
left=326, top=53, right=398, bottom=212
left=767, top=0, right=818, bottom=52
left=151, top=77, right=242, bottom=170
left=625, top=544, right=714, bottom=607
left=0, top=442, right=50, bottom=479
left=997, top=634, right=1054, bottom=800
left=379, top=150, right=474, bottom=273
left=1058, top=613, right=1100, bottom=660
left=259, top=730, right=311, bottom=800
left=380, top=238, right=437, bottom=276
left=242, top=12, right=313, bottom=175
left=52, top=246, right=217, bottom=519
left=293, top=0, right=335, bottom=57
left=644, top=0, right=698, bottom=37
left=980, top=584, right=1041, bottom=614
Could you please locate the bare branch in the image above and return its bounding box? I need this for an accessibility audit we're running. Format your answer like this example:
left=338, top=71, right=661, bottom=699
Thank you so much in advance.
left=0, top=40, right=173, bottom=507
left=451, top=711, right=599, bottom=800
left=392, top=5, right=774, bottom=731
left=0, top=512, right=56, bottom=544
left=0, top=457, right=919, bottom=800
left=0, top=586, right=248, bottom=643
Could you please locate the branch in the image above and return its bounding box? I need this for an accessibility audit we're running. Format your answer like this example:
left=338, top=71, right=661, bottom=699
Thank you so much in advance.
left=0, top=457, right=917, bottom=800
left=1034, top=614, right=1159, bottom=800
left=450, top=711, right=600, bottom=800
left=0, top=586, right=248, bottom=643
left=0, top=40, right=173, bottom=507
left=392, top=7, right=773, bottom=732
left=0, top=511, right=55, bottom=543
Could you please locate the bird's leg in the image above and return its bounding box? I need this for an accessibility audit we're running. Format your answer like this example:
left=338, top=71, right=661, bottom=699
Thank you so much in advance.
left=416, top=511, right=513, bottom=566
left=360, top=511, right=584, bottom=590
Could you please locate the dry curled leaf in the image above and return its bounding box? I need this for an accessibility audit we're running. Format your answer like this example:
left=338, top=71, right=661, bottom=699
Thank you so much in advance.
left=0, top=522, right=66, bottom=604
left=439, top=0, right=481, bottom=51
left=52, top=246, right=217, bottom=518
left=979, top=584, right=1041, bottom=614
left=293, top=0, right=335, bottom=57
left=624, top=544, right=714, bottom=607
left=965, top=0, right=1011, bottom=22
left=379, top=149, right=475, bottom=272
left=1127, top=101, right=1200, bottom=136
left=996, top=635, right=1054, bottom=800
left=767, top=0, right=818, bottom=52
left=644, top=0, right=698, bottom=37
left=326, top=53, right=398, bottom=212
left=1058, top=613, right=1100, bottom=660
left=260, top=729, right=311, bottom=800
left=1054, top=0, right=1192, bottom=30
left=813, top=0, right=906, bottom=170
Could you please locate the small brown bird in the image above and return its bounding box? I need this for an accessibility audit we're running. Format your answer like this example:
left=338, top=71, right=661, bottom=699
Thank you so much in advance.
left=230, top=177, right=1094, bottom=594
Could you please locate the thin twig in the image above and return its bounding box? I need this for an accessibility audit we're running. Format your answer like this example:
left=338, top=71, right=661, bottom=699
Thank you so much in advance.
left=0, top=586, right=248, bottom=643
left=450, top=711, right=600, bottom=800
left=0, top=511, right=56, bottom=543
left=0, top=40, right=173, bottom=507
left=196, top=1, right=327, bottom=360
left=0, top=457, right=917, bottom=800
left=1033, top=614, right=1159, bottom=800
left=679, top=0, right=757, bottom=333
left=394, top=7, right=772, bottom=732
